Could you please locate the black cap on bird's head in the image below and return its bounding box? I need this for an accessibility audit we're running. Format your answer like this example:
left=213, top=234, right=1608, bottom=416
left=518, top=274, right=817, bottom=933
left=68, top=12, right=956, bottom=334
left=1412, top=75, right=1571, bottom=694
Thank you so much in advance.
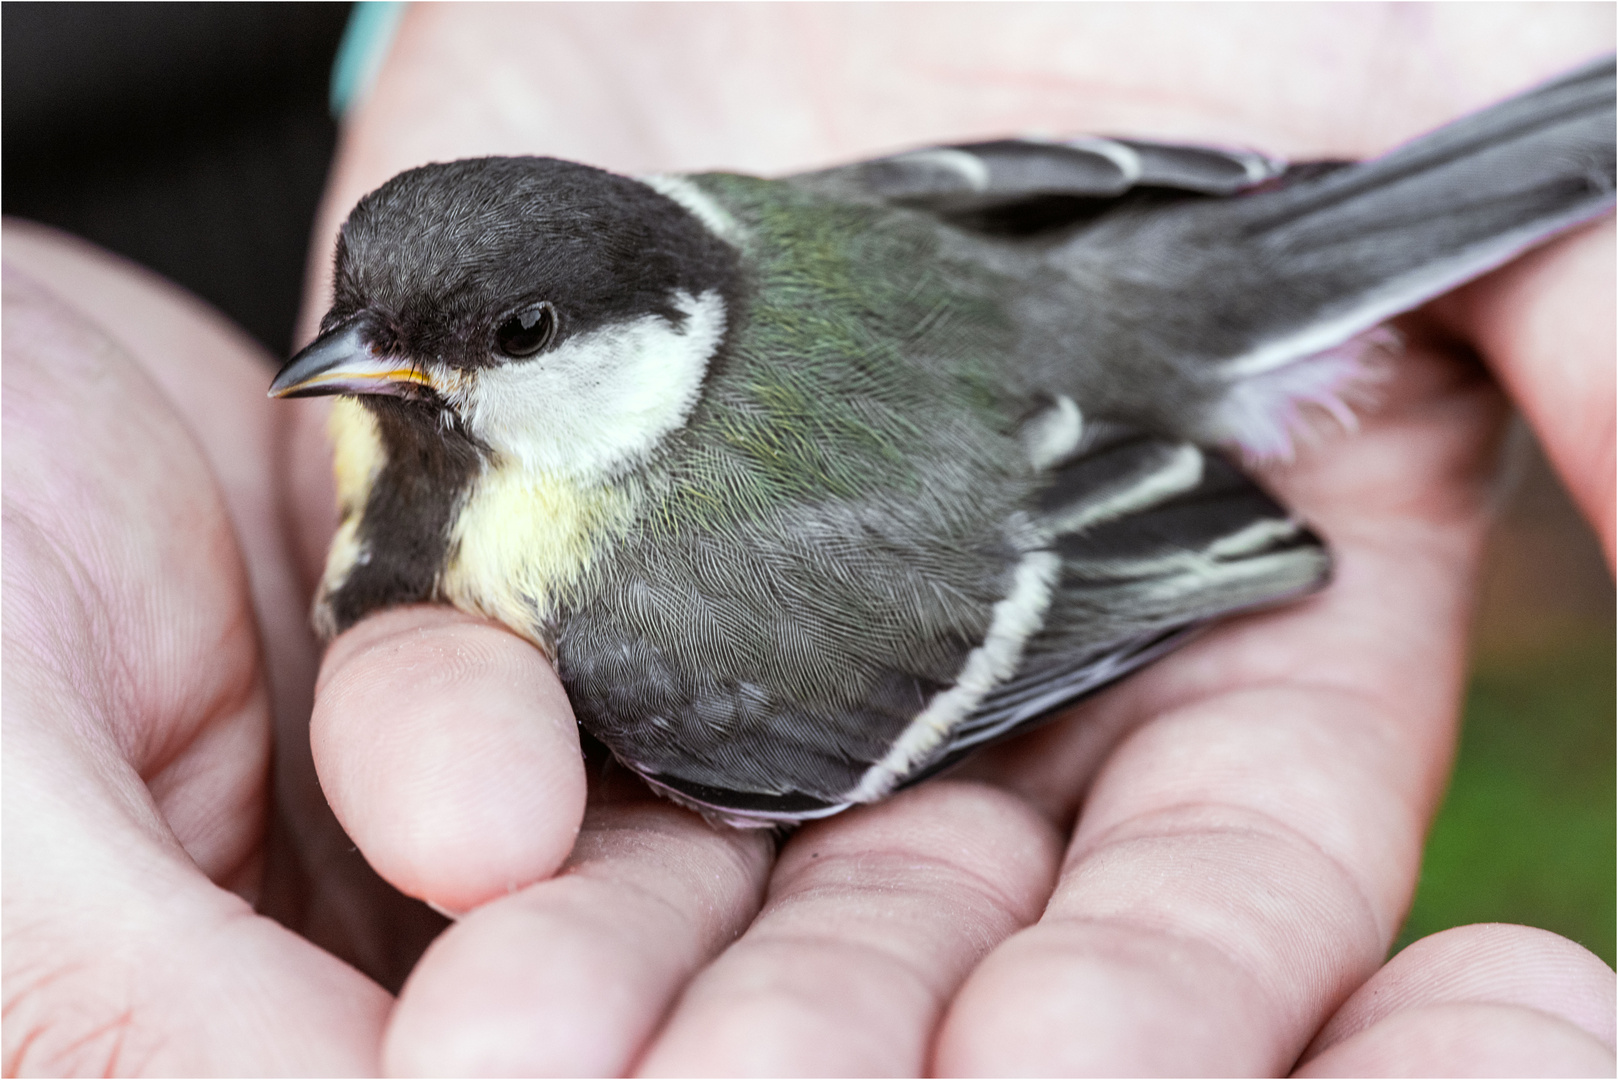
left=270, top=157, right=740, bottom=403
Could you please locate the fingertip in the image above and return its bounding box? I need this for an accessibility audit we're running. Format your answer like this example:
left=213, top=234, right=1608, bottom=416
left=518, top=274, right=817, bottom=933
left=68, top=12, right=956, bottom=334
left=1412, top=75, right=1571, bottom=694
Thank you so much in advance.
left=1305, top=923, right=1617, bottom=1060
left=382, top=799, right=774, bottom=1078
left=312, top=606, right=585, bottom=912
left=1294, top=1002, right=1615, bottom=1078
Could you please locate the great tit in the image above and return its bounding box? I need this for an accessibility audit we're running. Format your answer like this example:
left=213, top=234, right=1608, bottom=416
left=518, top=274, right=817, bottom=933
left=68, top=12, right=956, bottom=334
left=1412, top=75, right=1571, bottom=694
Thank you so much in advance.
left=272, top=57, right=1615, bottom=826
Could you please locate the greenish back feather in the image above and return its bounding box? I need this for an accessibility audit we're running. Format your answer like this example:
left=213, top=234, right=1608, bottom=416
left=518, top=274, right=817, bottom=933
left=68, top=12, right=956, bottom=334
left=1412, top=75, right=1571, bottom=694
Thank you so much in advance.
left=649, top=174, right=1029, bottom=536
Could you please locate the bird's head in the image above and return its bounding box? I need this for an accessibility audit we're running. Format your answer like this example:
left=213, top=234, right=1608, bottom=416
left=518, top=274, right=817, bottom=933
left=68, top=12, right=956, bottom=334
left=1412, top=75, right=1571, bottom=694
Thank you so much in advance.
left=272, top=156, right=740, bottom=480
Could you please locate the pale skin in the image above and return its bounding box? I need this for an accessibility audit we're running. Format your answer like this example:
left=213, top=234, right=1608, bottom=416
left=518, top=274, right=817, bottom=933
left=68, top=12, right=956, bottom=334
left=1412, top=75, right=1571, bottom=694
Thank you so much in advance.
left=3, top=4, right=1614, bottom=1075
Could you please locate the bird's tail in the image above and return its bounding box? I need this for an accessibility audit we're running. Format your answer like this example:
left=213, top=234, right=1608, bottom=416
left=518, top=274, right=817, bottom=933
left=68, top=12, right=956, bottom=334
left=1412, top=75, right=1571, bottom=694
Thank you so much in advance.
left=1122, top=55, right=1616, bottom=456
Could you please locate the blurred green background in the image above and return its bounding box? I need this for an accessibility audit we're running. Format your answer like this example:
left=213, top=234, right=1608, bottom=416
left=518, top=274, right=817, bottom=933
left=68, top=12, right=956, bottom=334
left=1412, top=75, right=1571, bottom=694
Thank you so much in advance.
left=1396, top=427, right=1616, bottom=967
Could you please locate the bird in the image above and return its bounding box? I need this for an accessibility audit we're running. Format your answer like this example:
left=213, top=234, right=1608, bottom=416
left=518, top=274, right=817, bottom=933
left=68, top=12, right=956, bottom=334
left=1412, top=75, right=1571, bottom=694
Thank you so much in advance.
left=272, top=56, right=1615, bottom=827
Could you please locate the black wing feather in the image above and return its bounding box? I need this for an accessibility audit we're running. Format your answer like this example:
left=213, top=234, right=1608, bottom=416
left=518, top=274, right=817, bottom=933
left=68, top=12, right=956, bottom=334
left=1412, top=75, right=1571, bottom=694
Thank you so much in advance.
left=907, top=433, right=1329, bottom=784
left=789, top=135, right=1283, bottom=231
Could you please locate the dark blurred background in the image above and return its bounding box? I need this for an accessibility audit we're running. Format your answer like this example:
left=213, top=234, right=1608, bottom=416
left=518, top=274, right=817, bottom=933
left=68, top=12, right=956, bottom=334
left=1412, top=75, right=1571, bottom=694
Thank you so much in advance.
left=3, top=1, right=350, bottom=356
left=4, top=2, right=1612, bottom=966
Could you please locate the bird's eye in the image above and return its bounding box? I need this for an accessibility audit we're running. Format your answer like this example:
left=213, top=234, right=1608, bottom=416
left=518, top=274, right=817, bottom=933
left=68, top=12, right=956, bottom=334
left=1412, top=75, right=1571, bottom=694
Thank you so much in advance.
left=494, top=303, right=557, bottom=359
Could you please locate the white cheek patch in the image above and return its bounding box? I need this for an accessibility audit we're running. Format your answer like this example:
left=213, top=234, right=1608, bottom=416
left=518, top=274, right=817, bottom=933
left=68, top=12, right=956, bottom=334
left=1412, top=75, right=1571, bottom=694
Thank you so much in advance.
left=459, top=290, right=726, bottom=480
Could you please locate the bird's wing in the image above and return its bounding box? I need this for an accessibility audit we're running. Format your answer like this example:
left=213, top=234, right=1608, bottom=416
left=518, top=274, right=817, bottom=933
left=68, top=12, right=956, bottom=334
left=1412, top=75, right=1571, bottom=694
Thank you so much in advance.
left=608, top=422, right=1330, bottom=824
left=903, top=424, right=1329, bottom=787
left=788, top=136, right=1284, bottom=232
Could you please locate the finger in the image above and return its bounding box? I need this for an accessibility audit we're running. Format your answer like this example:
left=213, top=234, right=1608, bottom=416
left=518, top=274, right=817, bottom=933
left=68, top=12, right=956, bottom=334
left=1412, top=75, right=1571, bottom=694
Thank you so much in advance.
left=635, top=781, right=1060, bottom=1077
left=1298, top=923, right=1616, bottom=1073
left=2, top=221, right=301, bottom=591
left=938, top=692, right=1401, bottom=1075
left=2, top=272, right=389, bottom=1073
left=383, top=774, right=773, bottom=1077
left=1, top=261, right=271, bottom=886
left=5, top=661, right=390, bottom=1075
left=311, top=605, right=587, bottom=913
left=2, top=224, right=325, bottom=785
left=1433, top=220, right=1616, bottom=564
left=936, top=345, right=1508, bottom=1075
left=1298, top=1003, right=1613, bottom=1078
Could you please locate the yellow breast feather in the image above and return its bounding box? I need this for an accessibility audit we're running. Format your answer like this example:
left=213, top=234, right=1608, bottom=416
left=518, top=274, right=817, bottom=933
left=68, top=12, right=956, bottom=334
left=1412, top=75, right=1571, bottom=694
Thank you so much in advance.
left=315, top=399, right=388, bottom=637
left=439, top=460, right=637, bottom=652
left=329, top=397, right=387, bottom=519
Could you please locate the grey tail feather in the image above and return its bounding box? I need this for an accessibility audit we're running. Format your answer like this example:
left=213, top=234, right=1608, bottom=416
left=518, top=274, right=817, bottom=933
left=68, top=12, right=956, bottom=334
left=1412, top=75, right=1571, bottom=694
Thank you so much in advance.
left=1239, top=54, right=1615, bottom=241
left=1101, top=54, right=1617, bottom=400
left=1205, top=54, right=1615, bottom=377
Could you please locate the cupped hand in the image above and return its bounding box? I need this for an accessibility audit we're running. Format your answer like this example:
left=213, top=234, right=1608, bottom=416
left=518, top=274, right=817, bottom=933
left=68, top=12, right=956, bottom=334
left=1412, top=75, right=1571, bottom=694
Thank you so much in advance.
left=1, top=223, right=449, bottom=1075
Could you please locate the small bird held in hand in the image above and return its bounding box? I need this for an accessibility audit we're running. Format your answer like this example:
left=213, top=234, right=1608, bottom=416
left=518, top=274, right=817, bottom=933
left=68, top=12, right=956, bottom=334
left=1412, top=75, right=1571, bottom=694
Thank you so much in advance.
left=273, top=57, right=1615, bottom=826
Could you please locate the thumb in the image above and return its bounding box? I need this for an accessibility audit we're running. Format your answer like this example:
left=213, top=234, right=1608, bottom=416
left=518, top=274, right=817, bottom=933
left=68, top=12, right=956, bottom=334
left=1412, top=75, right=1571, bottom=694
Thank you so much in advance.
left=311, top=605, right=587, bottom=914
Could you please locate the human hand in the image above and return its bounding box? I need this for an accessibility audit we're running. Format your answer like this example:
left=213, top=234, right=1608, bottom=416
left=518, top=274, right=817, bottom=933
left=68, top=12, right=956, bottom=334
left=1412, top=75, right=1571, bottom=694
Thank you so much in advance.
left=285, top=6, right=1615, bottom=1075
left=1, top=223, right=449, bottom=1075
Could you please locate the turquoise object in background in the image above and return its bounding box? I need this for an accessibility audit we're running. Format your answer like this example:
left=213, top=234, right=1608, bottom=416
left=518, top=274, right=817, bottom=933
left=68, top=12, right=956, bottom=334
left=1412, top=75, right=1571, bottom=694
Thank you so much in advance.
left=331, top=1, right=406, bottom=118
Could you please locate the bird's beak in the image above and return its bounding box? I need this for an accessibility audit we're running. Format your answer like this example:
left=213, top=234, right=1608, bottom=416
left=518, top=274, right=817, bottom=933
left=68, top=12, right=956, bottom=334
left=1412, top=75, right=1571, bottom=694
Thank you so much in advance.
left=269, top=318, right=438, bottom=399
